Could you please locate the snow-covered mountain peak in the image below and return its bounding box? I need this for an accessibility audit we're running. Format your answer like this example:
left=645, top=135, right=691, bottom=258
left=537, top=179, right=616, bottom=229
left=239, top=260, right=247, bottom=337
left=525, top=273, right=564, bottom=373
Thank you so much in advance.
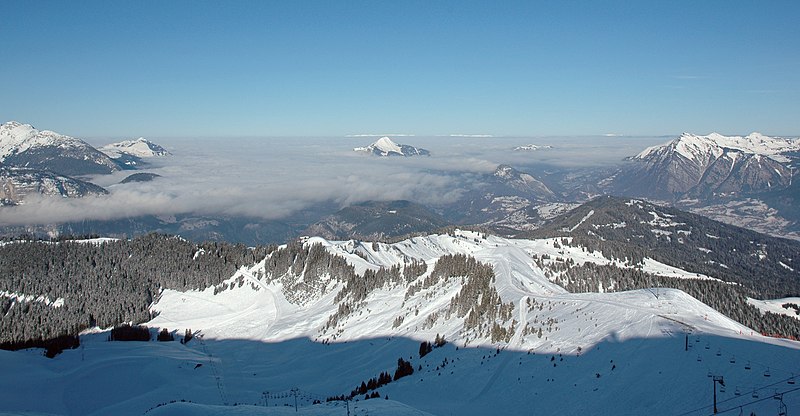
left=100, top=137, right=170, bottom=159
left=354, top=137, right=430, bottom=157
left=636, top=132, right=800, bottom=163
left=0, top=121, right=120, bottom=175
left=622, top=132, right=799, bottom=200
left=374, top=136, right=402, bottom=153
left=1, top=121, right=85, bottom=158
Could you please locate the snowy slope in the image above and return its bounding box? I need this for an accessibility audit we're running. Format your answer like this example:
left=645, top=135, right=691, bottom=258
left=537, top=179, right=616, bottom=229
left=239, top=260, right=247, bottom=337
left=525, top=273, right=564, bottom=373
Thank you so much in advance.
left=0, top=121, right=86, bottom=158
left=748, top=297, right=800, bottom=321
left=99, top=138, right=170, bottom=159
left=2, top=231, right=799, bottom=416
left=0, top=121, right=120, bottom=175
left=149, top=231, right=761, bottom=350
left=353, top=137, right=430, bottom=157
left=636, top=132, right=800, bottom=163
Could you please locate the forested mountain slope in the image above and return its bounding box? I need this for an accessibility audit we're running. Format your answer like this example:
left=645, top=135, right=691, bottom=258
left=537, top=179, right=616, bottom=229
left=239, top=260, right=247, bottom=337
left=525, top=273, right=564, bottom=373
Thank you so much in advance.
left=0, top=234, right=267, bottom=344
left=529, top=196, right=800, bottom=299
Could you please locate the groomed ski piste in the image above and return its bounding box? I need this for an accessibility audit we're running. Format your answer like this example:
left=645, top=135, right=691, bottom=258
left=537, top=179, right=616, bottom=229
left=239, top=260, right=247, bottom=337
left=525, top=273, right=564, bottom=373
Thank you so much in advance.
left=1, top=231, right=799, bottom=415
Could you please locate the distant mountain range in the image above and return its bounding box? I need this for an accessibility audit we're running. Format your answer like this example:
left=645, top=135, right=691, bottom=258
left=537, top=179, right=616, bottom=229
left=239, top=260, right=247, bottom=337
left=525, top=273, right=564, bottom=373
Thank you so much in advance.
left=354, top=137, right=430, bottom=157
left=616, top=132, right=799, bottom=201
left=3, top=124, right=800, bottom=244
left=0, top=121, right=168, bottom=205
left=603, top=132, right=800, bottom=238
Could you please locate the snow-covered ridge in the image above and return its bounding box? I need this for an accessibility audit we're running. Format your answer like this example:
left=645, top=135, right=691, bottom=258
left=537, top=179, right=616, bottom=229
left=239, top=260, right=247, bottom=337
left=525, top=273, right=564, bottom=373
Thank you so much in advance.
left=0, top=121, right=93, bottom=159
left=354, top=137, right=430, bottom=157
left=0, top=121, right=120, bottom=175
left=99, top=138, right=170, bottom=159
left=635, top=132, right=800, bottom=163
left=151, top=231, right=750, bottom=353
left=5, top=230, right=799, bottom=416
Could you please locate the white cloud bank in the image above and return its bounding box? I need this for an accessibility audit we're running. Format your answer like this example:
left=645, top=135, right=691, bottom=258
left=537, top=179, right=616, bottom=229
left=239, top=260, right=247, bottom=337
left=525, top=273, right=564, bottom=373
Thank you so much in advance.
left=0, top=135, right=665, bottom=226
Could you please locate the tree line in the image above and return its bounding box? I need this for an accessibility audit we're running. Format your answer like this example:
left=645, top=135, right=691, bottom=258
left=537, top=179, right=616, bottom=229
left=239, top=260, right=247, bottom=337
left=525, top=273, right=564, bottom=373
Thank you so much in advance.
left=0, top=233, right=267, bottom=346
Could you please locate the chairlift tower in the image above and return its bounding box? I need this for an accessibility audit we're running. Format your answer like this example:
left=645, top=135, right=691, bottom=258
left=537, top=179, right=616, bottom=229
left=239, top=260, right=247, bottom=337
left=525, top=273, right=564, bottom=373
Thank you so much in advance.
left=712, top=375, right=725, bottom=414
left=291, top=387, right=299, bottom=412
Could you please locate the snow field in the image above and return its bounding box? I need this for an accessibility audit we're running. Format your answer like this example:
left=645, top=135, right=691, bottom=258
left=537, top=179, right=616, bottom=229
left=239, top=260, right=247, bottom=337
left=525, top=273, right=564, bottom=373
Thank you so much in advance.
left=2, top=231, right=799, bottom=415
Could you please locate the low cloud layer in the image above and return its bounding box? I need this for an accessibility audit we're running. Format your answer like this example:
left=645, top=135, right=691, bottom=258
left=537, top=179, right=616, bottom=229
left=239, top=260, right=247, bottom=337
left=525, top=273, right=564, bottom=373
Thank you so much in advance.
left=1, top=135, right=665, bottom=226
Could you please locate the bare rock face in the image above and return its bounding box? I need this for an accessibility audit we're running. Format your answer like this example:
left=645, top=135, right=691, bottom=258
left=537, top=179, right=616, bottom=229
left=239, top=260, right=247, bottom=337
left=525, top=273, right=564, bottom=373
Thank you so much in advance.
left=691, top=151, right=790, bottom=198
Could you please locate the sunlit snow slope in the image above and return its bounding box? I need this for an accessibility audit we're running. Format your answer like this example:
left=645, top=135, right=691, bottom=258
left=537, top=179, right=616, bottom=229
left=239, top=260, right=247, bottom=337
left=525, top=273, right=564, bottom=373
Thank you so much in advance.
left=2, top=231, right=799, bottom=416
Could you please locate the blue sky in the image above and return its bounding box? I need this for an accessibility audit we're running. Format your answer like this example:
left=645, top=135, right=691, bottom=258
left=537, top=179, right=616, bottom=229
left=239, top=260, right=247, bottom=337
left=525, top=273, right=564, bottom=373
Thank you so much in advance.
left=1, top=1, right=798, bottom=138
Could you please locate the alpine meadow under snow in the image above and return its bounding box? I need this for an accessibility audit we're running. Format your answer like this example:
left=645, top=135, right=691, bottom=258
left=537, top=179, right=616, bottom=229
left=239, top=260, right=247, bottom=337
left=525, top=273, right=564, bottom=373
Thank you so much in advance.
left=2, top=228, right=800, bottom=415
left=2, top=125, right=800, bottom=415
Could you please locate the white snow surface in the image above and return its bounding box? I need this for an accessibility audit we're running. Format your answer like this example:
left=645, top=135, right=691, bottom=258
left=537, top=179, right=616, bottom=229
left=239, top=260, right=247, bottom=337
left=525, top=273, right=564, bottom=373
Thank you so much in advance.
left=747, top=297, right=800, bottom=321
left=353, top=136, right=403, bottom=155
left=2, top=231, right=799, bottom=416
left=635, top=132, right=800, bottom=163
left=99, top=138, right=170, bottom=158
left=372, top=137, right=403, bottom=154
left=150, top=231, right=786, bottom=352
